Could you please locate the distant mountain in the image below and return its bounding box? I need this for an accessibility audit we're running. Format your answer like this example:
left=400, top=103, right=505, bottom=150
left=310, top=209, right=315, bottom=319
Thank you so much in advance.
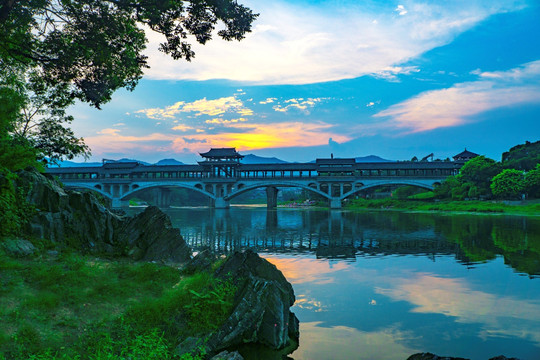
left=355, top=155, right=392, bottom=163
left=155, top=158, right=184, bottom=165
left=241, top=154, right=288, bottom=164
left=50, top=160, right=102, bottom=167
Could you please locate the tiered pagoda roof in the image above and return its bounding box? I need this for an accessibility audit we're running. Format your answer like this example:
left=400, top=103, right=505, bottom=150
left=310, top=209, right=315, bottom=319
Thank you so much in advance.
left=199, top=148, right=244, bottom=159
left=453, top=149, right=479, bottom=162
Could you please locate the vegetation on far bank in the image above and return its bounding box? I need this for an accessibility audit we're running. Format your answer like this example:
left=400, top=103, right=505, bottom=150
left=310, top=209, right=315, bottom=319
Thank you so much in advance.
left=0, top=245, right=235, bottom=360
left=345, top=197, right=540, bottom=215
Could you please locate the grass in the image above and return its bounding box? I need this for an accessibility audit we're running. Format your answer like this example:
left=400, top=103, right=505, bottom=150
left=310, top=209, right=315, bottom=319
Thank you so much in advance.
left=0, top=247, right=236, bottom=360
left=345, top=198, right=540, bottom=215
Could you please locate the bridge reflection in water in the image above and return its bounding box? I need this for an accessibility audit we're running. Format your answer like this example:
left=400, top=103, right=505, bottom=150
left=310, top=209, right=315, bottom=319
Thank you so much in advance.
left=156, top=207, right=540, bottom=275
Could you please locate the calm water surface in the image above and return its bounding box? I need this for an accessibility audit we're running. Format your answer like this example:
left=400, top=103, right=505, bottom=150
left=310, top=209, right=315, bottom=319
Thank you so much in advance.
left=160, top=206, right=540, bottom=360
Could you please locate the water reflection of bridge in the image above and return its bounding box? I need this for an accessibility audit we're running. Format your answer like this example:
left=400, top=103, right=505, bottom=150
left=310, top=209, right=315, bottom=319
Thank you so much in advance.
left=179, top=209, right=462, bottom=260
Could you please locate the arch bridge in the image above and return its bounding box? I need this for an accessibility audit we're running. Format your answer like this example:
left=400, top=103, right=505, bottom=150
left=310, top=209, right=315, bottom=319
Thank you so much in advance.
left=47, top=150, right=462, bottom=209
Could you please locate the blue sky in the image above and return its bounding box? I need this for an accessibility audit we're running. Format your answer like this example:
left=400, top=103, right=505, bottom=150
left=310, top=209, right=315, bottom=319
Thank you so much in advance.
left=70, top=0, right=540, bottom=164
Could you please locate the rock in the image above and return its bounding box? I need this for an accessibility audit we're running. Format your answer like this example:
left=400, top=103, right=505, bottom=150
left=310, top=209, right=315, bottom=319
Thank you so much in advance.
left=207, top=249, right=299, bottom=352
left=407, top=353, right=521, bottom=360
left=183, top=248, right=218, bottom=274
left=175, top=337, right=205, bottom=358
left=117, top=206, right=191, bottom=262
left=12, top=168, right=191, bottom=263
left=1, top=238, right=36, bottom=257
left=210, top=351, right=244, bottom=360
left=407, top=353, right=469, bottom=360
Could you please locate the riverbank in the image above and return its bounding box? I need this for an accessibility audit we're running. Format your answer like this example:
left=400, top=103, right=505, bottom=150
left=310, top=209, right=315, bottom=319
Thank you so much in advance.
left=0, top=249, right=229, bottom=359
left=344, top=198, right=540, bottom=215
left=0, top=169, right=299, bottom=359
left=0, top=245, right=299, bottom=360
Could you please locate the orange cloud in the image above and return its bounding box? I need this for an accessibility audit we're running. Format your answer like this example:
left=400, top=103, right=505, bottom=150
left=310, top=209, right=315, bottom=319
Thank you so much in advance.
left=85, top=128, right=175, bottom=154
left=135, top=96, right=253, bottom=120
left=261, top=255, right=350, bottom=285
left=171, top=122, right=351, bottom=153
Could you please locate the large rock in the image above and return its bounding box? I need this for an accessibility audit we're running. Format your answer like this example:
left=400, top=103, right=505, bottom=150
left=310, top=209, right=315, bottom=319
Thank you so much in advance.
left=207, top=249, right=299, bottom=352
left=117, top=206, right=191, bottom=262
left=12, top=168, right=190, bottom=263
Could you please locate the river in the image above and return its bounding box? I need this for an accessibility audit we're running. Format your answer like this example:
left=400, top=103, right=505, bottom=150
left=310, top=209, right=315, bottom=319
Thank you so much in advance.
left=158, top=206, right=540, bottom=360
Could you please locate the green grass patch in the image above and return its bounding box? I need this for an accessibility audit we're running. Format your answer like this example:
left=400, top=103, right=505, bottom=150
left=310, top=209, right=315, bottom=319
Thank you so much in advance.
left=0, top=250, right=236, bottom=359
left=346, top=198, right=540, bottom=215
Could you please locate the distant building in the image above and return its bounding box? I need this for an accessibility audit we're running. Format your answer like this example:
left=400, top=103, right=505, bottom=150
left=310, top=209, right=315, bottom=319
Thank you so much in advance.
left=453, top=149, right=479, bottom=163
left=198, top=148, right=244, bottom=177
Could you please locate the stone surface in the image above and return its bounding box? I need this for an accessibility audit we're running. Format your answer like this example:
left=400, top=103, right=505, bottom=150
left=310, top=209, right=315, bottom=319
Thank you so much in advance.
left=1, top=238, right=36, bottom=257
left=13, top=169, right=190, bottom=263
left=407, top=353, right=469, bottom=360
left=210, top=351, right=244, bottom=360
left=208, top=249, right=299, bottom=352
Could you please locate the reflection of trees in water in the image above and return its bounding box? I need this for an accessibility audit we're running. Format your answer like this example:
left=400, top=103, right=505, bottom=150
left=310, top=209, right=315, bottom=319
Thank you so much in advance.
left=173, top=208, right=540, bottom=276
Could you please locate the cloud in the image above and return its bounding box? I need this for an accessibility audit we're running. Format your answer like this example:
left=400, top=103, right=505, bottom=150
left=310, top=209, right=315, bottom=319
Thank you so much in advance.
left=205, top=117, right=248, bottom=125
left=136, top=96, right=253, bottom=120
left=172, top=125, right=194, bottom=132
left=373, top=60, right=540, bottom=132
left=395, top=5, right=407, bottom=16
left=294, top=322, right=419, bottom=360
left=376, top=273, right=540, bottom=345
left=272, top=97, right=325, bottom=113
left=85, top=128, right=176, bottom=156
left=142, top=0, right=524, bottom=84
left=171, top=121, right=352, bottom=153
left=260, top=97, right=277, bottom=104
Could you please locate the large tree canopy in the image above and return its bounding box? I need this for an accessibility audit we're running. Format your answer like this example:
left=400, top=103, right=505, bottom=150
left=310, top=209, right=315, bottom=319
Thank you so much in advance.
left=0, top=0, right=258, bottom=108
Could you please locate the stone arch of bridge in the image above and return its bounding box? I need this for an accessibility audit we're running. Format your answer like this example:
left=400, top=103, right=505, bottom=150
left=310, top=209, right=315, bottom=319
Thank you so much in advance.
left=119, top=182, right=217, bottom=201
left=226, top=181, right=332, bottom=201
left=63, top=183, right=114, bottom=200
left=341, top=180, right=435, bottom=200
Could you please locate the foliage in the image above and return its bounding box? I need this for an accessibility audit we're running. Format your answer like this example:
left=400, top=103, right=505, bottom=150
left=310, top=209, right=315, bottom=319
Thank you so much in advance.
left=408, top=191, right=435, bottom=200
left=490, top=169, right=525, bottom=199
left=459, top=156, right=501, bottom=197
left=393, top=185, right=422, bottom=199
left=524, top=164, right=540, bottom=198
left=6, top=70, right=91, bottom=166
left=0, top=167, right=35, bottom=238
left=0, top=0, right=258, bottom=108
left=0, top=74, right=42, bottom=171
left=345, top=197, right=540, bottom=215
left=502, top=140, right=540, bottom=171
left=0, top=251, right=237, bottom=359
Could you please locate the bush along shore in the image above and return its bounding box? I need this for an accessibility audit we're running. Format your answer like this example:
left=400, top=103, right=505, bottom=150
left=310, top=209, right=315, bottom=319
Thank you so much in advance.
left=0, top=169, right=299, bottom=359
left=344, top=197, right=540, bottom=216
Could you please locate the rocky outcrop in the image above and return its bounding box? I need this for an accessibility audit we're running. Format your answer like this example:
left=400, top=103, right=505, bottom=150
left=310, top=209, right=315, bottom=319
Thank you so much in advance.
left=207, top=249, right=299, bottom=353
left=12, top=168, right=190, bottom=263
left=116, top=206, right=191, bottom=262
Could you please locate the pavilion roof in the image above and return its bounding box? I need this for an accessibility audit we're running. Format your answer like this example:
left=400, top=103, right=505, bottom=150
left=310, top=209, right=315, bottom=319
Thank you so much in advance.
left=199, top=148, right=244, bottom=158
left=453, top=149, right=479, bottom=160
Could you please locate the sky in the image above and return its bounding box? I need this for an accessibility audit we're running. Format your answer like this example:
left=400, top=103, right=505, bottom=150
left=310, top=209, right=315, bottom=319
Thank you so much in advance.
left=70, top=0, right=540, bottom=164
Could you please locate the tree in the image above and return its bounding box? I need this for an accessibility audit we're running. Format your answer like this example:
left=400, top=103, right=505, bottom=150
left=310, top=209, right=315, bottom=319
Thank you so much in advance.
left=459, top=156, right=501, bottom=197
left=524, top=164, right=540, bottom=198
left=490, top=169, right=525, bottom=199
left=0, top=0, right=258, bottom=108
left=0, top=0, right=257, bottom=169
left=502, top=140, right=540, bottom=171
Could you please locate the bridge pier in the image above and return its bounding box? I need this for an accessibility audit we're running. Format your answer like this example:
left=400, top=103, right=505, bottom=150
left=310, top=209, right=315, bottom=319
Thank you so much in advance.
left=111, top=198, right=129, bottom=208
left=214, top=197, right=230, bottom=209
left=156, top=188, right=172, bottom=208
left=266, top=186, right=279, bottom=208
left=330, top=197, right=342, bottom=209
